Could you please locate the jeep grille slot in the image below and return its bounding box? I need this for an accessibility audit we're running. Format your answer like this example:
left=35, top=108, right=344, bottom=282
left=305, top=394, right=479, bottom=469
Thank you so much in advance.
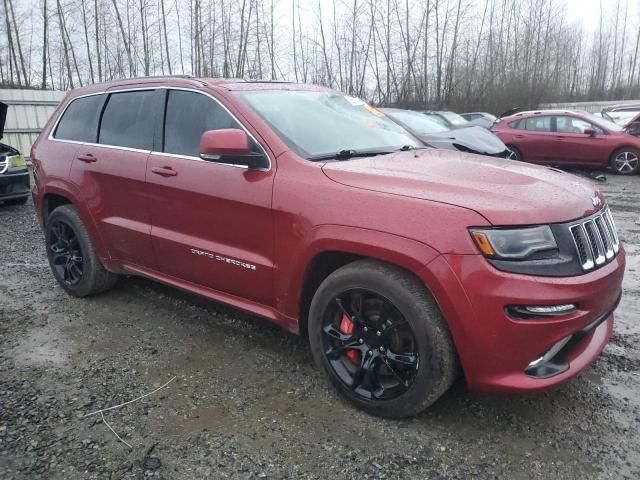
left=569, top=208, right=620, bottom=271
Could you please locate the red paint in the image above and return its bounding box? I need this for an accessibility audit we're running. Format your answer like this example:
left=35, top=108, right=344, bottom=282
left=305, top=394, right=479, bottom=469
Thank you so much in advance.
left=32, top=77, right=625, bottom=395
left=200, top=129, right=250, bottom=156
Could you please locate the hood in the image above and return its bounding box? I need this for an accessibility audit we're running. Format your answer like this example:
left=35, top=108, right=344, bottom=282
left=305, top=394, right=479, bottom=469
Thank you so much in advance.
left=0, top=102, right=6, bottom=140
left=421, top=126, right=507, bottom=155
left=321, top=149, right=603, bottom=225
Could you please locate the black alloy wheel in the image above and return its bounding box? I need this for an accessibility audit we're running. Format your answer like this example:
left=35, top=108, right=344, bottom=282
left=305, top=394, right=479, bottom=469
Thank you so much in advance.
left=48, top=219, right=84, bottom=286
left=322, top=289, right=419, bottom=400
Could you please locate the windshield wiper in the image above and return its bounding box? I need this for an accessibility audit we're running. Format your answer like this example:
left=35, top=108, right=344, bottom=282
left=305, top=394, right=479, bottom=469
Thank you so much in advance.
left=307, top=145, right=421, bottom=161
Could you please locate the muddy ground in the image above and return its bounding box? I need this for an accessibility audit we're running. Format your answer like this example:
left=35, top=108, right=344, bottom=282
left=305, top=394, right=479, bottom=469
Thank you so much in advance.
left=1, top=172, right=639, bottom=480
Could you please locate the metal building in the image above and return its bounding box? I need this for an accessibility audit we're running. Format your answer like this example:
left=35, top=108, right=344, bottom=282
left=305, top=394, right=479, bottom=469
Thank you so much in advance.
left=0, top=89, right=66, bottom=156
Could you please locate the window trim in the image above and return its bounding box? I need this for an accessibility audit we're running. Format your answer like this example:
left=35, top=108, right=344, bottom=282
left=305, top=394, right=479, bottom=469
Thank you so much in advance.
left=48, top=86, right=272, bottom=172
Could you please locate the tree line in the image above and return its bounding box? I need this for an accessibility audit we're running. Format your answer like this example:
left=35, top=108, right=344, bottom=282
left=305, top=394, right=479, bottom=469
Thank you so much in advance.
left=1, top=0, right=639, bottom=113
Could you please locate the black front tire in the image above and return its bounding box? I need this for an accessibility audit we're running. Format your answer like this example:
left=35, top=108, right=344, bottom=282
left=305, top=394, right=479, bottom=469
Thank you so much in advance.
left=46, top=205, right=117, bottom=297
left=507, top=145, right=523, bottom=161
left=308, top=259, right=458, bottom=418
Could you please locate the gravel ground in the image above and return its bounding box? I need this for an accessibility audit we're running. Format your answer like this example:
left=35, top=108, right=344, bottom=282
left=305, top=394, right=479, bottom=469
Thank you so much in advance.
left=1, top=172, right=639, bottom=480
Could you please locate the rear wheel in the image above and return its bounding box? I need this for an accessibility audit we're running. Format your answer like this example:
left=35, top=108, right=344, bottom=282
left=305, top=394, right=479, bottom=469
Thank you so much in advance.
left=610, top=148, right=640, bottom=175
left=308, top=259, right=458, bottom=418
left=507, top=145, right=523, bottom=161
left=46, top=205, right=117, bottom=297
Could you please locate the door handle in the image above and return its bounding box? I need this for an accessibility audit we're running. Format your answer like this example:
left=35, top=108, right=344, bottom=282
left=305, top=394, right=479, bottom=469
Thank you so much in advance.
left=514, top=134, right=525, bottom=139
left=151, top=166, right=178, bottom=177
left=555, top=136, right=566, bottom=140
left=77, top=154, right=97, bottom=163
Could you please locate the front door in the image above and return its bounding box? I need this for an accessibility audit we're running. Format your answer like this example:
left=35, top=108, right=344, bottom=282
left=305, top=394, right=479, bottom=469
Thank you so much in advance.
left=147, top=89, right=275, bottom=306
left=552, top=115, right=609, bottom=166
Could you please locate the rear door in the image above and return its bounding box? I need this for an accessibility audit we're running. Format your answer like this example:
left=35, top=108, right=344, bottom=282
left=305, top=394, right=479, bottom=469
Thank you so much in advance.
left=509, top=116, right=556, bottom=163
left=146, top=89, right=275, bottom=306
left=68, top=89, right=159, bottom=267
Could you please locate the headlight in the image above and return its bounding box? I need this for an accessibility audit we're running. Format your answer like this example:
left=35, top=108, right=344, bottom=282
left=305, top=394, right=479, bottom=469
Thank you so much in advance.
left=469, top=226, right=557, bottom=260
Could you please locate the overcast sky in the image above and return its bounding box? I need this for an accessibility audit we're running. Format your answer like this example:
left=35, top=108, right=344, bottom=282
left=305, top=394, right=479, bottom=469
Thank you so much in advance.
left=565, top=0, right=640, bottom=32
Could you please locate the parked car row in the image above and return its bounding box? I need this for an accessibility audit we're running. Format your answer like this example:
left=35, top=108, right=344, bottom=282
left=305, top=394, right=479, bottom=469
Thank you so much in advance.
left=29, top=77, right=625, bottom=418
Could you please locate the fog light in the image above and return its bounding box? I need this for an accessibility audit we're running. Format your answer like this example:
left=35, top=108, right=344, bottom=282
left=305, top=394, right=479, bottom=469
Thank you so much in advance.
left=507, top=303, right=577, bottom=319
left=524, top=304, right=576, bottom=315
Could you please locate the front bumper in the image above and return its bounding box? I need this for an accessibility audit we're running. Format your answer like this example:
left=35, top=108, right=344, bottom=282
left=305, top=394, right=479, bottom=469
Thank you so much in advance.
left=420, top=250, right=625, bottom=393
left=0, top=170, right=30, bottom=200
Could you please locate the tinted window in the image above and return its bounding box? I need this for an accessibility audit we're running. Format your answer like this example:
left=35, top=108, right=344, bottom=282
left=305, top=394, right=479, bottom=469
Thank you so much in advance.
left=509, top=119, right=522, bottom=129
left=99, top=90, right=156, bottom=150
left=54, top=95, right=103, bottom=142
left=164, top=90, right=241, bottom=157
left=522, top=116, right=551, bottom=132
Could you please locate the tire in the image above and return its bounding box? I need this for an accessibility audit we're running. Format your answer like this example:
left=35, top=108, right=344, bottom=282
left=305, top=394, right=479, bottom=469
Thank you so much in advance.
left=3, top=196, right=28, bottom=206
left=609, top=147, right=640, bottom=175
left=308, top=259, right=458, bottom=418
left=45, top=205, right=117, bottom=297
left=506, top=145, right=523, bottom=161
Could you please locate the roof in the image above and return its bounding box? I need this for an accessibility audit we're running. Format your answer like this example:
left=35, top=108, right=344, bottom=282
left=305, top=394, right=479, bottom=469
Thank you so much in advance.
left=64, top=76, right=331, bottom=96
left=0, top=89, right=66, bottom=155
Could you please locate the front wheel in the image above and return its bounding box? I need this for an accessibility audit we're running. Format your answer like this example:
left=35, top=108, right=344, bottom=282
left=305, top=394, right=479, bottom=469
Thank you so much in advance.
left=506, top=145, right=523, bottom=161
left=609, top=147, right=640, bottom=175
left=308, top=259, right=458, bottom=418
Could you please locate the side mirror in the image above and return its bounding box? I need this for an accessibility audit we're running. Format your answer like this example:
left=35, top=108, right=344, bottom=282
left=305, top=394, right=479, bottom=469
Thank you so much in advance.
left=584, top=128, right=596, bottom=136
left=199, top=129, right=268, bottom=169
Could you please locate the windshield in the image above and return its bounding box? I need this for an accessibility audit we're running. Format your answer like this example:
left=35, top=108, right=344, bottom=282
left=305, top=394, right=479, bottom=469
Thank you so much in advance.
left=585, top=113, right=624, bottom=132
left=385, top=110, right=449, bottom=135
left=235, top=91, right=421, bottom=159
left=437, top=111, right=469, bottom=126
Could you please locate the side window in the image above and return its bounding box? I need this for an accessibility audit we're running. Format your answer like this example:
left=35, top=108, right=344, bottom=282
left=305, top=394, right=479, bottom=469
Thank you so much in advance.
left=555, top=116, right=600, bottom=134
left=522, top=116, right=551, bottom=132
left=54, top=95, right=104, bottom=142
left=509, top=119, right=522, bottom=129
left=99, top=90, right=156, bottom=150
left=163, top=90, right=242, bottom=157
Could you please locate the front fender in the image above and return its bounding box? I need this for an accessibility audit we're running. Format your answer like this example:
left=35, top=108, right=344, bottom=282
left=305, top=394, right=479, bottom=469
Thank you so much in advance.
left=277, top=224, right=440, bottom=321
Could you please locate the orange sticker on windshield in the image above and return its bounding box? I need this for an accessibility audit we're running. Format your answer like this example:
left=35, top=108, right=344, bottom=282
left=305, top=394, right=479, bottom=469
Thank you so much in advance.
left=363, top=104, right=384, bottom=117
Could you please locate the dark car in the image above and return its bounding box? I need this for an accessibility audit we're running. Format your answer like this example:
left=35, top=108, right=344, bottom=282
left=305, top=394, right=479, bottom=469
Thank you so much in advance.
left=492, top=109, right=640, bottom=175
left=32, top=77, right=624, bottom=418
left=461, top=112, right=498, bottom=129
left=0, top=102, right=30, bottom=206
left=382, top=108, right=513, bottom=158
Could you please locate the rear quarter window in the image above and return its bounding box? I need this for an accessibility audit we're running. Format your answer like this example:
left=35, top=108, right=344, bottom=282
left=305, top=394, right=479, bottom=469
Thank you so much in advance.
left=53, top=94, right=104, bottom=142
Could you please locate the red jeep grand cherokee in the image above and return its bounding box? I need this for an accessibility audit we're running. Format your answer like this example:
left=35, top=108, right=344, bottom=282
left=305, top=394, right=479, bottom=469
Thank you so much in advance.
left=32, top=77, right=625, bottom=417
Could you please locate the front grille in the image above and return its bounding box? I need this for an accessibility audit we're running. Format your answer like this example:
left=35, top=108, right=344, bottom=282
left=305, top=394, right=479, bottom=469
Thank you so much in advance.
left=569, top=207, right=620, bottom=271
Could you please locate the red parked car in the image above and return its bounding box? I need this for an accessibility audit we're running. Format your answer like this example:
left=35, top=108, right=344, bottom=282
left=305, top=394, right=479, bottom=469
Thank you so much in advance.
left=31, top=77, right=625, bottom=417
left=492, top=110, right=640, bottom=174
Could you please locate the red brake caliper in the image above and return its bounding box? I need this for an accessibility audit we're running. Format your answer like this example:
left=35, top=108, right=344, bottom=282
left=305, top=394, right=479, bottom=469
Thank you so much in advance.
left=339, top=314, right=359, bottom=363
